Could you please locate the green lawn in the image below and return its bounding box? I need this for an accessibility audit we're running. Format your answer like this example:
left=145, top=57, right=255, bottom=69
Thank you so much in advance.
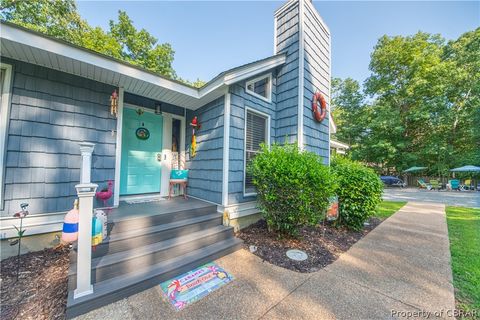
left=446, top=206, right=480, bottom=318
left=375, top=201, right=407, bottom=219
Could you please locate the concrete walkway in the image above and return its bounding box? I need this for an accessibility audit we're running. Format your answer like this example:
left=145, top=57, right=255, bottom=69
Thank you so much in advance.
left=383, top=187, right=480, bottom=208
left=75, top=202, right=455, bottom=320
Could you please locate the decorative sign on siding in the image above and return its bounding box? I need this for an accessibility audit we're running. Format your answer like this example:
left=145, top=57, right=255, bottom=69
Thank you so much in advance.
left=160, top=262, right=234, bottom=310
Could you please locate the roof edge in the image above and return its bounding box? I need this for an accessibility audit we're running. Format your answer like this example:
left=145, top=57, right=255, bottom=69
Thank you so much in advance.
left=0, top=21, right=286, bottom=100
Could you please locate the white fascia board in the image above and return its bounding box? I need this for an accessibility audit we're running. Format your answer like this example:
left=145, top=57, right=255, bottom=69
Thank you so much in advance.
left=1, top=24, right=199, bottom=98
left=1, top=23, right=286, bottom=107
left=329, top=113, right=336, bottom=134
left=330, top=139, right=349, bottom=149
left=198, top=55, right=285, bottom=97
left=223, top=55, right=286, bottom=85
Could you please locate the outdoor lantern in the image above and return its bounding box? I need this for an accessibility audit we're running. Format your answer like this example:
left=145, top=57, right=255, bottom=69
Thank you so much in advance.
left=110, top=90, right=118, bottom=118
left=155, top=102, right=163, bottom=115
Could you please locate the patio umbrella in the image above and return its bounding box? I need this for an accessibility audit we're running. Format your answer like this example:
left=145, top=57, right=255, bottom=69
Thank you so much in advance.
left=403, top=166, right=428, bottom=173
left=450, top=165, right=480, bottom=172
left=450, top=165, right=480, bottom=190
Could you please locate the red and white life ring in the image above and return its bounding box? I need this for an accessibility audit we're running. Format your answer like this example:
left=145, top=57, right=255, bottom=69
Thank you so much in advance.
left=312, top=92, right=327, bottom=123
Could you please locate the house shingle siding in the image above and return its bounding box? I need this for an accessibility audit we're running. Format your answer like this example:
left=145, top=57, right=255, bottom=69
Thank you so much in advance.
left=1, top=59, right=116, bottom=216
left=302, top=0, right=330, bottom=163
left=275, top=0, right=299, bottom=143
left=185, top=97, right=224, bottom=204
left=227, top=78, right=276, bottom=204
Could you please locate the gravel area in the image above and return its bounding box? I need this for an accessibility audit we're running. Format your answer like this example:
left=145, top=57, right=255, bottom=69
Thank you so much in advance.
left=0, top=246, right=70, bottom=320
left=236, top=218, right=382, bottom=273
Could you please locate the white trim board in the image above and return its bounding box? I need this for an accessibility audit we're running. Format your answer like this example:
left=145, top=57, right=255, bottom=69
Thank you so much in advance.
left=245, top=73, right=273, bottom=103
left=113, top=87, right=124, bottom=207
left=222, top=91, right=231, bottom=207
left=0, top=63, right=13, bottom=211
left=297, top=0, right=305, bottom=149
left=0, top=211, right=65, bottom=239
left=218, top=201, right=260, bottom=220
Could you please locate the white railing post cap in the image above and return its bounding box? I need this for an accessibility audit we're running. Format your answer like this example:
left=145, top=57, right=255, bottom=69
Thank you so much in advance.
left=75, top=183, right=98, bottom=195
left=79, top=142, right=95, bottom=155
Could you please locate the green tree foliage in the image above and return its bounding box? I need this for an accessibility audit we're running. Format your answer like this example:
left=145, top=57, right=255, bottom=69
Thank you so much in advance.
left=331, top=77, right=366, bottom=147
left=0, top=0, right=199, bottom=81
left=108, top=11, right=175, bottom=76
left=333, top=29, right=480, bottom=175
left=249, top=143, right=336, bottom=236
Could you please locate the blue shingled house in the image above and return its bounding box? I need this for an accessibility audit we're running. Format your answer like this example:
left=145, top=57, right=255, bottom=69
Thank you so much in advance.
left=0, top=0, right=335, bottom=315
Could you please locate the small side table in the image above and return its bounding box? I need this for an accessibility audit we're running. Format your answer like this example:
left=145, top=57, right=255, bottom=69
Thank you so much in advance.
left=168, top=179, right=188, bottom=199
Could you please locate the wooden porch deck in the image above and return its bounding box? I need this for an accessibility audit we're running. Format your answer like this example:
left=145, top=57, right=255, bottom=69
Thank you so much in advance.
left=110, top=197, right=214, bottom=222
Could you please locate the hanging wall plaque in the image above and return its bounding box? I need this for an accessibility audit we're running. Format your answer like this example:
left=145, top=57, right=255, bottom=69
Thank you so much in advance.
left=136, top=127, right=150, bottom=140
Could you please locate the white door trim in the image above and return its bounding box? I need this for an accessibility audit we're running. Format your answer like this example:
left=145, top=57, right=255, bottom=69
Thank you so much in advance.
left=113, top=88, right=124, bottom=207
left=114, top=100, right=186, bottom=204
left=0, top=63, right=13, bottom=211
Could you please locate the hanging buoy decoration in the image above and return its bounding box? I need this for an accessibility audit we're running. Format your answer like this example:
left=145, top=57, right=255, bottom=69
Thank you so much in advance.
left=61, top=199, right=79, bottom=243
left=191, top=135, right=197, bottom=158
left=91, top=215, right=103, bottom=247
left=312, top=92, right=327, bottom=123
left=190, top=116, right=200, bottom=158
left=95, top=209, right=108, bottom=240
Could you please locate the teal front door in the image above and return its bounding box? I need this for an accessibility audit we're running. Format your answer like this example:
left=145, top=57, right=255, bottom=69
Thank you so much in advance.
left=120, top=108, right=163, bottom=195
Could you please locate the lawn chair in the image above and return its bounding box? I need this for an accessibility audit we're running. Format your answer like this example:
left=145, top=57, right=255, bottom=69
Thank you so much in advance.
left=417, top=179, right=430, bottom=189
left=449, top=179, right=460, bottom=191
left=461, top=179, right=473, bottom=191
left=168, top=169, right=189, bottom=199
left=430, top=179, right=440, bottom=191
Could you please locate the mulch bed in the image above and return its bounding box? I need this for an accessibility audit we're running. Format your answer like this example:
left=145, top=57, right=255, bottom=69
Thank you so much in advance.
left=0, top=246, right=70, bottom=320
left=236, top=217, right=382, bottom=273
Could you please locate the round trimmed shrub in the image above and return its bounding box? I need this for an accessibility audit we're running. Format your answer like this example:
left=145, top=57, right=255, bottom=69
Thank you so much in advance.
left=248, top=143, right=336, bottom=236
left=331, top=157, right=383, bottom=230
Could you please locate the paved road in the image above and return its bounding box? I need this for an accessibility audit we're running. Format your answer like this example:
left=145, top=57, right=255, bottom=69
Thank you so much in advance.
left=76, top=202, right=455, bottom=320
left=384, top=187, right=480, bottom=208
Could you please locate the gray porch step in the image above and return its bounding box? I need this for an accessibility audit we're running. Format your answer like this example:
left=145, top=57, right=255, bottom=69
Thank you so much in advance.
left=68, top=224, right=234, bottom=287
left=66, top=237, right=243, bottom=319
left=81, top=213, right=223, bottom=259
left=107, top=203, right=217, bottom=233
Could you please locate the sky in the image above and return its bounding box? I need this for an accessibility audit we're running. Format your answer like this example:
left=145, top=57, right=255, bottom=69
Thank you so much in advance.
left=76, top=1, right=479, bottom=84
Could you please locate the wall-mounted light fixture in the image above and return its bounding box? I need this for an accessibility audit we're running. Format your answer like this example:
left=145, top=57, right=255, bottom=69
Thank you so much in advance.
left=155, top=102, right=163, bottom=115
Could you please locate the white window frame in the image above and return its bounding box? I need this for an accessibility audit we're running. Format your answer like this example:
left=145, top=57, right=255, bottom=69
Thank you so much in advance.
left=245, top=73, right=272, bottom=103
left=243, top=107, right=271, bottom=197
left=0, top=63, right=13, bottom=210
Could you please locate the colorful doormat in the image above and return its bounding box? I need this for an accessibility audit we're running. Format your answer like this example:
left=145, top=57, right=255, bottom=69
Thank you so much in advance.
left=160, top=262, right=234, bottom=311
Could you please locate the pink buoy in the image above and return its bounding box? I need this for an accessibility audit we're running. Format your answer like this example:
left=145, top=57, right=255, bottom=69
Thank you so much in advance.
left=61, top=199, right=79, bottom=243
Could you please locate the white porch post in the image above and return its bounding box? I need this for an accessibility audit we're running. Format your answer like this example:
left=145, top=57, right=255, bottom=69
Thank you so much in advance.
left=113, top=87, right=124, bottom=207
left=79, top=142, right=95, bottom=183
left=74, top=142, right=97, bottom=299
left=74, top=183, right=97, bottom=299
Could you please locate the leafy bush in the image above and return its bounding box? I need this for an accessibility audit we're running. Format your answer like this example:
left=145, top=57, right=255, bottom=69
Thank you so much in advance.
left=248, top=143, right=336, bottom=236
left=331, top=157, right=384, bottom=230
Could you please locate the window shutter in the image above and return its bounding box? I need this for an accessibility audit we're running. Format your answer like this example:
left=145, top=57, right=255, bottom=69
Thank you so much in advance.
left=245, top=110, right=267, bottom=194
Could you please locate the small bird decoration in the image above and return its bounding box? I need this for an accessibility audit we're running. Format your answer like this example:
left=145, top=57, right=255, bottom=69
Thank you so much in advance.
left=190, top=116, right=200, bottom=158
left=96, top=180, right=113, bottom=208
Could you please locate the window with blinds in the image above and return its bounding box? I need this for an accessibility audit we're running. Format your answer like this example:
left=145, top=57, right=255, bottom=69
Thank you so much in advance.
left=244, top=110, right=268, bottom=195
